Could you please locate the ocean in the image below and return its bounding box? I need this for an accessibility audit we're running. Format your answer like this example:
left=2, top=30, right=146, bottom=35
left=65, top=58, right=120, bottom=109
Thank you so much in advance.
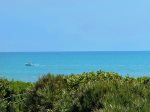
left=0, top=51, right=150, bottom=82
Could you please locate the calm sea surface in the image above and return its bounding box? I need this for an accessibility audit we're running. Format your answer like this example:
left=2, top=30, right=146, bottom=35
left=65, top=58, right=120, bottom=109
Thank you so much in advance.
left=0, top=51, right=150, bottom=82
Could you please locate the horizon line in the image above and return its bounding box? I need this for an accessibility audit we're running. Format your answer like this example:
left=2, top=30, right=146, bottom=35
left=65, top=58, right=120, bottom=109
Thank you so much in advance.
left=1, top=50, right=150, bottom=53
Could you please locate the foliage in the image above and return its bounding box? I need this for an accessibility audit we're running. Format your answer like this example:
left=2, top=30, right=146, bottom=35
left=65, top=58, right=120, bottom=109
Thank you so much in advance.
left=0, top=78, right=33, bottom=112
left=1, top=70, right=150, bottom=112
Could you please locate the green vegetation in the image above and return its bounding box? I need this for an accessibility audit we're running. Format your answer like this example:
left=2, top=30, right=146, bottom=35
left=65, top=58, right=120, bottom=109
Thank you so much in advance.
left=1, top=70, right=150, bottom=112
left=0, top=78, right=33, bottom=111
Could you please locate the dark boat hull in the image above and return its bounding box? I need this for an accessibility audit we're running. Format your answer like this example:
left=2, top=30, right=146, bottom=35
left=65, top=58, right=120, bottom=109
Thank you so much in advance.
left=25, top=63, right=32, bottom=66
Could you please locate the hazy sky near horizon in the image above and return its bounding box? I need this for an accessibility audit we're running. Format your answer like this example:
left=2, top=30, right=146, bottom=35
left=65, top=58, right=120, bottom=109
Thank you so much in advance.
left=0, top=0, right=150, bottom=51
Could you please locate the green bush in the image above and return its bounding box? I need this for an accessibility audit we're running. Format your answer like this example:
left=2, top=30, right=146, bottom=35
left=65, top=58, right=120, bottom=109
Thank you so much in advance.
left=1, top=70, right=150, bottom=112
left=0, top=78, right=32, bottom=112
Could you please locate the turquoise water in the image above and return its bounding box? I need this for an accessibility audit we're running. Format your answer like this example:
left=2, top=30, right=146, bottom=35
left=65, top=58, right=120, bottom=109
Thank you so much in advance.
left=0, top=51, right=150, bottom=82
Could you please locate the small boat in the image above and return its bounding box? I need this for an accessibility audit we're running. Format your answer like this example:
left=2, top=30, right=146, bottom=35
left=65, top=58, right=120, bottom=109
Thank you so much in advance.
left=25, top=62, right=33, bottom=66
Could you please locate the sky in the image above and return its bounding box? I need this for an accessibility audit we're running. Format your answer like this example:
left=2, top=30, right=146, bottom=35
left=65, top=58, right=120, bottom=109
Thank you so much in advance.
left=0, top=0, right=150, bottom=52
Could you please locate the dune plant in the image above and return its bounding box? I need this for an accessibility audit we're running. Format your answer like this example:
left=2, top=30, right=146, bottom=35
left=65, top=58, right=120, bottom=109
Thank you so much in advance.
left=1, top=70, right=150, bottom=111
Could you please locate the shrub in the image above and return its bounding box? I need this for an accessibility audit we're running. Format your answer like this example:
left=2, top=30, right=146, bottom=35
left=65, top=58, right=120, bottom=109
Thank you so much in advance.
left=1, top=70, right=150, bottom=112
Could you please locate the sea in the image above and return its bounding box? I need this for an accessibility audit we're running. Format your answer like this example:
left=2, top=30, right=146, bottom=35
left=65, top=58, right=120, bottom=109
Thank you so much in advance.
left=0, top=51, right=150, bottom=82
